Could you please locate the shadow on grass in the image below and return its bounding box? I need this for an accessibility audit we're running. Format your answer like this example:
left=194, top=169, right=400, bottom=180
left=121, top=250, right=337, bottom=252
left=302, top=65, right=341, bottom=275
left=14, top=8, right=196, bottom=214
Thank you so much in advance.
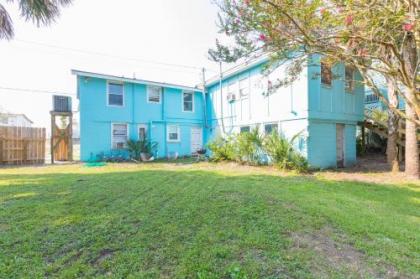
left=0, top=167, right=419, bottom=278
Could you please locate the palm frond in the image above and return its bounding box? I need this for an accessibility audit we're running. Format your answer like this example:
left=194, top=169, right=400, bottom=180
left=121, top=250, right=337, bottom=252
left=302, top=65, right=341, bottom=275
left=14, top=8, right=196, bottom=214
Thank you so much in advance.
left=16, top=0, right=73, bottom=26
left=0, top=4, right=13, bottom=40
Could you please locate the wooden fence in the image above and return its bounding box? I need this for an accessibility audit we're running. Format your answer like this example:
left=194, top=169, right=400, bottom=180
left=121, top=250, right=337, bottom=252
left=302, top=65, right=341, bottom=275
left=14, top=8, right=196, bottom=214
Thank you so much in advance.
left=0, top=126, right=46, bottom=165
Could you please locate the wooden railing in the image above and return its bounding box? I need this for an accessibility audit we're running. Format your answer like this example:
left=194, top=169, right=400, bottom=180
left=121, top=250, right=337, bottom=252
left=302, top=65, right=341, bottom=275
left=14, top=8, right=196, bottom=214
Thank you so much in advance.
left=0, top=126, right=46, bottom=165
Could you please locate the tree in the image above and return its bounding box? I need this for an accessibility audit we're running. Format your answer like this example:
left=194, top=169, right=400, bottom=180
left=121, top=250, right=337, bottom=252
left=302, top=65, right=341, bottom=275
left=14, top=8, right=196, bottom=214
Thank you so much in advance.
left=210, top=0, right=419, bottom=178
left=0, top=0, right=72, bottom=40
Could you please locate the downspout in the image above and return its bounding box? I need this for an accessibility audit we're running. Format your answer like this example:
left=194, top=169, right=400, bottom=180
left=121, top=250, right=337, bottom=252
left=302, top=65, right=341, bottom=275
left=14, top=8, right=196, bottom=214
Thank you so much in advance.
left=132, top=83, right=135, bottom=138
left=162, top=88, right=167, bottom=157
left=219, top=61, right=226, bottom=134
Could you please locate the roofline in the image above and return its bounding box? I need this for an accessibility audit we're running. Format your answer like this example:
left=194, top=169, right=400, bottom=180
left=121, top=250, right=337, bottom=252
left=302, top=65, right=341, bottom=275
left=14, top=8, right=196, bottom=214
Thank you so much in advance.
left=0, top=113, right=33, bottom=123
left=205, top=54, right=270, bottom=87
left=71, top=69, right=203, bottom=92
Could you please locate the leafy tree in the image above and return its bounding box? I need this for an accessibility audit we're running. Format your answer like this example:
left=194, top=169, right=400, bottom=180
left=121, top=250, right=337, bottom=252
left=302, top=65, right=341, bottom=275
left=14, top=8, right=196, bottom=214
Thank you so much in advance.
left=0, top=0, right=72, bottom=40
left=210, top=0, right=419, bottom=178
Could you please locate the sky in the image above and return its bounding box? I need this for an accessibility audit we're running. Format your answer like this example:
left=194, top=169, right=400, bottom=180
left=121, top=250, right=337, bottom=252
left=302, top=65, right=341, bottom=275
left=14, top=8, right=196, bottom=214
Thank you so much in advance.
left=0, top=0, right=224, bottom=128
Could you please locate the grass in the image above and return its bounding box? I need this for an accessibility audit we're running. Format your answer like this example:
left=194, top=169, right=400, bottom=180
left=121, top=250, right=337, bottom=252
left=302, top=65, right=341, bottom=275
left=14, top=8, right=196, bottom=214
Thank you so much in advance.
left=0, top=161, right=419, bottom=278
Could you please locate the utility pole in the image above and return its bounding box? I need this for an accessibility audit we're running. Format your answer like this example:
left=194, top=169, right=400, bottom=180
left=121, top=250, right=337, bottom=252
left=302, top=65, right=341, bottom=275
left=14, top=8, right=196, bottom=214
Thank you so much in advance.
left=201, top=68, right=208, bottom=128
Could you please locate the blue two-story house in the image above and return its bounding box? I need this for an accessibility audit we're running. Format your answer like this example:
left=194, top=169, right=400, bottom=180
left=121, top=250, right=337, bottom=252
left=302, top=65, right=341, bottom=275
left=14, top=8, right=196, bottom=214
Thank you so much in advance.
left=72, top=70, right=205, bottom=162
left=73, top=54, right=364, bottom=168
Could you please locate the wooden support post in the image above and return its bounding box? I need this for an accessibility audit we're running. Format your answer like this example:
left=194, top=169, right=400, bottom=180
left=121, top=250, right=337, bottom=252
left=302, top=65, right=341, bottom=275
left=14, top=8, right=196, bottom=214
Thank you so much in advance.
left=361, top=122, right=366, bottom=155
left=51, top=113, right=55, bottom=164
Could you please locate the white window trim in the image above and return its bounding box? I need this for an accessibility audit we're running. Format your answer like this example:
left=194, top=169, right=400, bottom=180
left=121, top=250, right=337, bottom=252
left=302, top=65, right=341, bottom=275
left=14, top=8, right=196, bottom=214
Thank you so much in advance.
left=111, top=123, right=129, bottom=149
left=138, top=124, right=148, bottom=140
left=107, top=81, right=124, bottom=107
left=167, top=125, right=181, bottom=142
left=182, top=91, right=194, bottom=113
left=147, top=85, right=162, bottom=104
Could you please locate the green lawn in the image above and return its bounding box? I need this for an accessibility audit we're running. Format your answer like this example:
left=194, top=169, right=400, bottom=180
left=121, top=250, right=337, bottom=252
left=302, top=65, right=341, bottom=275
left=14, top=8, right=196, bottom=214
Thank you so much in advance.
left=0, top=162, right=419, bottom=278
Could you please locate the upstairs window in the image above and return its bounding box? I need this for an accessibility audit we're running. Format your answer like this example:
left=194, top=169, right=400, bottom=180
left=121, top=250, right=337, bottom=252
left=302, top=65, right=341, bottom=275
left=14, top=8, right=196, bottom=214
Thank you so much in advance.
left=183, top=91, right=194, bottom=112
left=167, top=125, right=180, bottom=142
left=239, top=78, right=249, bottom=98
left=345, top=66, right=355, bottom=92
left=112, top=123, right=128, bottom=149
left=264, top=123, right=278, bottom=134
left=148, top=86, right=162, bottom=104
left=107, top=82, right=124, bottom=106
left=321, top=61, right=332, bottom=86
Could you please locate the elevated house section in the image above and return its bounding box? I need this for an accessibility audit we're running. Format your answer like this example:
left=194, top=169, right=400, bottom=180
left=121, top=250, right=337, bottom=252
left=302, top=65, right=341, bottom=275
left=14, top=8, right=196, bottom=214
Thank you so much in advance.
left=204, top=55, right=364, bottom=168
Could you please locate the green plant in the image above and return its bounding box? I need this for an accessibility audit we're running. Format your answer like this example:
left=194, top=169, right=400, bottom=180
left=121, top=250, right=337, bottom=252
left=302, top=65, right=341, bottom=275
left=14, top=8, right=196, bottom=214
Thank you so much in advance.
left=236, top=128, right=264, bottom=165
left=263, top=132, right=308, bottom=172
left=127, top=138, right=158, bottom=160
left=207, top=136, right=236, bottom=162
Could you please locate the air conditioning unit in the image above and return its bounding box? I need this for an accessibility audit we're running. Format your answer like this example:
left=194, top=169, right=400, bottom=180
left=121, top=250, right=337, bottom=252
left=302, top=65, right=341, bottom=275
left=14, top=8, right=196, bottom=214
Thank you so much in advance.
left=227, top=93, right=236, bottom=102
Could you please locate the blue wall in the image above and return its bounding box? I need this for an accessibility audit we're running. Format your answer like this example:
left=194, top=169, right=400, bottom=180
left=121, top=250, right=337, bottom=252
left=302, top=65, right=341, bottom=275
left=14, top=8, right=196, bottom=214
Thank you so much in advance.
left=78, top=76, right=204, bottom=161
left=203, top=55, right=364, bottom=168
left=77, top=55, right=364, bottom=168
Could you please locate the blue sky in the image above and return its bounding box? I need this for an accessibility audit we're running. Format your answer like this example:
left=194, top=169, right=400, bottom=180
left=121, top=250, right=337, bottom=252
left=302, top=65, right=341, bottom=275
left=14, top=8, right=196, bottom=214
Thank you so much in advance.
left=0, top=0, right=224, bottom=127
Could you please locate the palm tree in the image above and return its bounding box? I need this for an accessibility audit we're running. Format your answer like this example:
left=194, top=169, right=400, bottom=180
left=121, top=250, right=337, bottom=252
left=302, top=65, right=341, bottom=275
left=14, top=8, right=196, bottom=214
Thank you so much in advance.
left=0, top=0, right=72, bottom=40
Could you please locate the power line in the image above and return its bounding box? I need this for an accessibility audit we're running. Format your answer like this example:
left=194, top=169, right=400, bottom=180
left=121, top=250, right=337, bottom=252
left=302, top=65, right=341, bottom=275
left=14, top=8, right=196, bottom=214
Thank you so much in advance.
left=0, top=86, right=76, bottom=96
left=14, top=38, right=217, bottom=73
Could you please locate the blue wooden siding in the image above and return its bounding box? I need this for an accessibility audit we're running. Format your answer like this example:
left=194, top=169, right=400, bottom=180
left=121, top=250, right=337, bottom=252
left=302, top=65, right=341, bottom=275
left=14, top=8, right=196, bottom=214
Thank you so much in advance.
left=78, top=76, right=203, bottom=161
left=77, top=54, right=364, bottom=168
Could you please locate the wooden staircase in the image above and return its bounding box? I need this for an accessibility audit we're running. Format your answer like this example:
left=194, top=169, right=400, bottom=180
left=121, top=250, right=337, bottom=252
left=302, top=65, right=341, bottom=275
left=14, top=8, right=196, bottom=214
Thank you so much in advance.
left=361, top=114, right=420, bottom=148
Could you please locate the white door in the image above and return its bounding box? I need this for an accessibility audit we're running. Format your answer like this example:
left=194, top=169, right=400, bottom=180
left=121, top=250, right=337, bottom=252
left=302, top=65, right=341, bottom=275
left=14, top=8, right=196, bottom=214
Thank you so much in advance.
left=191, top=127, right=203, bottom=153
left=336, top=124, right=345, bottom=168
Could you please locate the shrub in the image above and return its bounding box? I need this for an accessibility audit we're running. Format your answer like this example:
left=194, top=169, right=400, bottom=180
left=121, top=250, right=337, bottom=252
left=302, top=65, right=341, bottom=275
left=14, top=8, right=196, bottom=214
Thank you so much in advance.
left=235, top=128, right=265, bottom=165
left=207, top=136, right=236, bottom=162
left=263, top=132, right=308, bottom=172
left=208, top=128, right=308, bottom=172
left=127, top=138, right=158, bottom=160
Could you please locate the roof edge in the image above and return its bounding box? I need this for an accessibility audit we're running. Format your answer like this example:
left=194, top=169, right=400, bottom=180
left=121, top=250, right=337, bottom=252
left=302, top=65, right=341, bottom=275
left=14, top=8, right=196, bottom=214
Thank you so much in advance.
left=71, top=69, right=203, bottom=92
left=205, top=54, right=270, bottom=87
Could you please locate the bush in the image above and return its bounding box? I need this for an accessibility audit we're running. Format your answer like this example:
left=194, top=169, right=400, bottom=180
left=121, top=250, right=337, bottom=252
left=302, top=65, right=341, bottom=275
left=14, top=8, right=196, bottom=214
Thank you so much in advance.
left=207, top=136, right=236, bottom=162
left=236, top=128, right=265, bottom=165
left=263, top=132, right=308, bottom=172
left=127, top=138, right=158, bottom=160
left=207, top=128, right=308, bottom=172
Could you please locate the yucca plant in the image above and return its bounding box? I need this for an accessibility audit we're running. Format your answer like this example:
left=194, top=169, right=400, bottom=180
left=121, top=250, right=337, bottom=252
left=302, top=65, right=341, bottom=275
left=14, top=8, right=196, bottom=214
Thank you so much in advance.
left=236, top=128, right=265, bottom=165
left=263, top=132, right=308, bottom=172
left=127, top=138, right=158, bottom=160
left=207, top=136, right=236, bottom=162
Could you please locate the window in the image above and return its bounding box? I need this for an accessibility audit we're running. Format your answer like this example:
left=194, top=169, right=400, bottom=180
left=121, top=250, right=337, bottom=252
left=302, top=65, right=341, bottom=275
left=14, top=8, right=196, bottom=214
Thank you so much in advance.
left=167, top=125, right=180, bottom=142
left=148, top=86, right=162, bottom=103
left=345, top=66, right=354, bottom=92
left=112, top=123, right=128, bottom=149
left=240, top=126, right=250, bottom=133
left=183, top=91, right=194, bottom=112
left=321, top=61, right=332, bottom=86
left=264, top=123, right=278, bottom=134
left=239, top=78, right=249, bottom=98
left=365, top=94, right=379, bottom=104
left=138, top=125, right=147, bottom=141
left=107, top=82, right=124, bottom=106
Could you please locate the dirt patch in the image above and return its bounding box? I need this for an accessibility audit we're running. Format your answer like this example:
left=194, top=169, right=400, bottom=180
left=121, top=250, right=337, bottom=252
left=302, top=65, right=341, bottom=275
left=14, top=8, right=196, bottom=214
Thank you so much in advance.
left=319, top=155, right=420, bottom=186
left=91, top=248, right=115, bottom=265
left=291, top=227, right=402, bottom=278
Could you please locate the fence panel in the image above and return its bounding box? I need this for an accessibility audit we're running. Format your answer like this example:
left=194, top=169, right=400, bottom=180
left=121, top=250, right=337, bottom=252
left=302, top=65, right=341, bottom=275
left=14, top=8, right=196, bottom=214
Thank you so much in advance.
left=0, top=126, right=46, bottom=165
